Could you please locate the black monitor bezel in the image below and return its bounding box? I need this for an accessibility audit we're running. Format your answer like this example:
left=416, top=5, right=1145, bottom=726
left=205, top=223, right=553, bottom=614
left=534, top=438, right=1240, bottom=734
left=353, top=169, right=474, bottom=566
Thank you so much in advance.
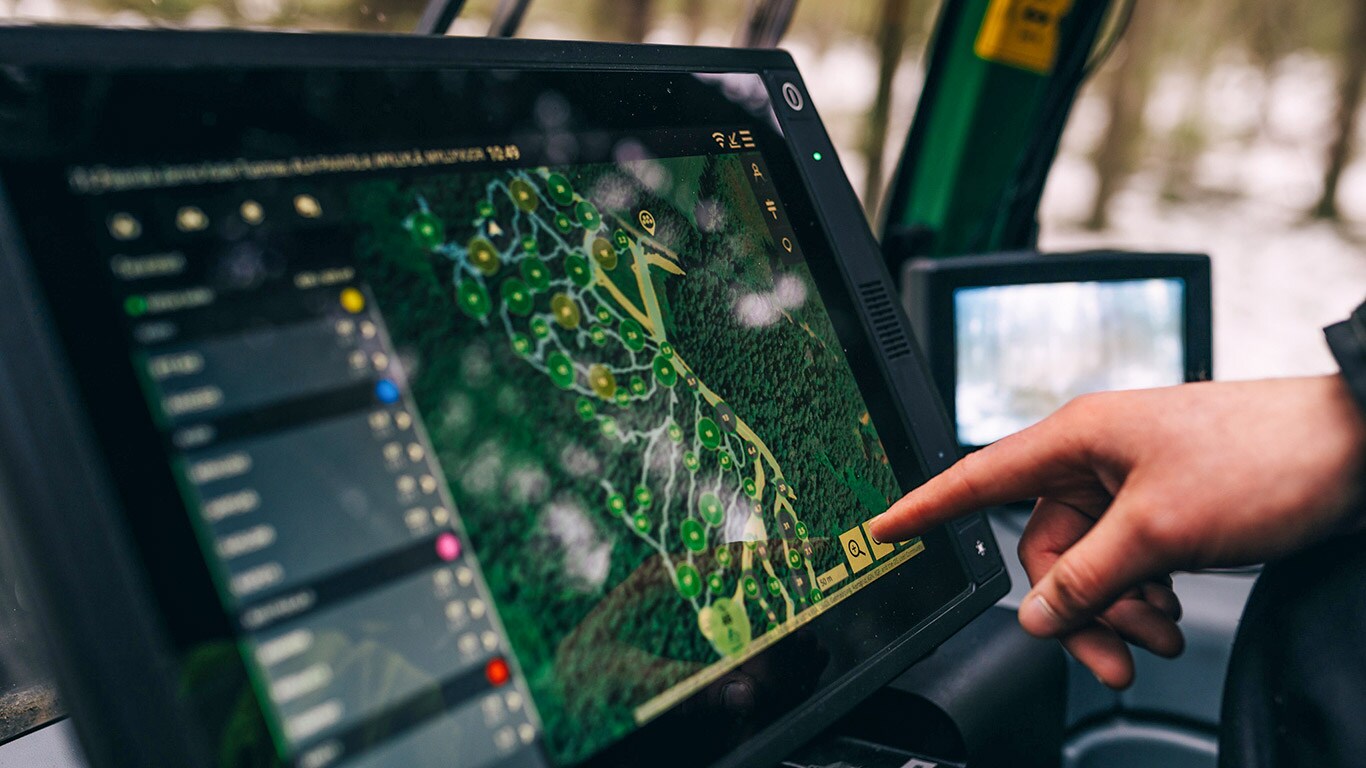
left=904, top=250, right=1214, bottom=452
left=0, top=27, right=1008, bottom=768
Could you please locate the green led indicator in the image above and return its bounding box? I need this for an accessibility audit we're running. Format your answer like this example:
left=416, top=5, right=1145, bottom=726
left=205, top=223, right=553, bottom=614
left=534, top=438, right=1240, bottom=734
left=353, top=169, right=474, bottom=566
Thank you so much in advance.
left=812, top=152, right=823, bottom=161
left=124, top=295, right=148, bottom=317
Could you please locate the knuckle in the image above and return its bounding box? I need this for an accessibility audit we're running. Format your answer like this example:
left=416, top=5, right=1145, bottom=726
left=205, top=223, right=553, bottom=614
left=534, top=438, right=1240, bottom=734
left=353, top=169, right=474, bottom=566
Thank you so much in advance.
left=1049, top=555, right=1106, bottom=616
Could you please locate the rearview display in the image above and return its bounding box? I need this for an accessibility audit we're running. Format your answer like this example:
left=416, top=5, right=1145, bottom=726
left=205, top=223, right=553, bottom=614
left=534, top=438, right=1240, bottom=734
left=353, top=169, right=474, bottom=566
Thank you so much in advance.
left=954, top=278, right=1186, bottom=447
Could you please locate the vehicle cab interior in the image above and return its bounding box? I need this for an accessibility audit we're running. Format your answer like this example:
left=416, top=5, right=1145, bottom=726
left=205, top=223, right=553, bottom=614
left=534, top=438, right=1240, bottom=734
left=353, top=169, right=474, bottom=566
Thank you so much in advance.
left=0, top=2, right=1361, bottom=768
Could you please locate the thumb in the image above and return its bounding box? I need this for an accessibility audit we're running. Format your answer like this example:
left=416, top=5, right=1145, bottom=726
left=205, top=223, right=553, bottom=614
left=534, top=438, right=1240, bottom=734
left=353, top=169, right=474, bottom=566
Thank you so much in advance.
left=1018, top=505, right=1162, bottom=638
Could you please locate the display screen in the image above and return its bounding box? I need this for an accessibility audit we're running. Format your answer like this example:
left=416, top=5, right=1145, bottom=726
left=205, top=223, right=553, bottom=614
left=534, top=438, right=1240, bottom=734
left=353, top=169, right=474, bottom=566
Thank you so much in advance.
left=2, top=61, right=970, bottom=768
left=953, top=278, right=1186, bottom=447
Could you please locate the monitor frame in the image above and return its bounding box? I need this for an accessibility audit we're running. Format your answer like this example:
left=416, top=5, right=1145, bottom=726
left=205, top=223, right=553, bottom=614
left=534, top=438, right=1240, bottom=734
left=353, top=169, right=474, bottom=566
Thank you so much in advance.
left=903, top=250, right=1214, bottom=452
left=0, top=28, right=1009, bottom=768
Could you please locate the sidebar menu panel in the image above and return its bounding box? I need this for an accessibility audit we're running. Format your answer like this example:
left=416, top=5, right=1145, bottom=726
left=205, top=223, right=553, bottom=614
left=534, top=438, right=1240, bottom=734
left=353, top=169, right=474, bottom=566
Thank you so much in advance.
left=99, top=191, right=543, bottom=768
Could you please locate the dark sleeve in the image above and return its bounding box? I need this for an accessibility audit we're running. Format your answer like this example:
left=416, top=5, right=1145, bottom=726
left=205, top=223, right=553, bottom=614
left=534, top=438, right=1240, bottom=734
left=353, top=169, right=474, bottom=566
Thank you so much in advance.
left=1325, top=296, right=1366, bottom=417
left=1218, top=531, right=1366, bottom=768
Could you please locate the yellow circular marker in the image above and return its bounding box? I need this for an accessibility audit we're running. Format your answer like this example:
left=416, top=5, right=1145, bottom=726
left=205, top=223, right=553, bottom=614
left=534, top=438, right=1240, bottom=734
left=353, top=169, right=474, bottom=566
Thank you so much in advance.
left=240, top=200, right=265, bottom=225
left=340, top=287, right=366, bottom=314
left=550, top=293, right=581, bottom=329
left=588, top=364, right=617, bottom=400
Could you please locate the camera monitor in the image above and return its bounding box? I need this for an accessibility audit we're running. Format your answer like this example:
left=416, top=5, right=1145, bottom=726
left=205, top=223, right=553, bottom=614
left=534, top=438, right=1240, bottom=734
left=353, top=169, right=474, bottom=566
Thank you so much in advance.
left=904, top=251, right=1213, bottom=450
left=0, top=29, right=1006, bottom=768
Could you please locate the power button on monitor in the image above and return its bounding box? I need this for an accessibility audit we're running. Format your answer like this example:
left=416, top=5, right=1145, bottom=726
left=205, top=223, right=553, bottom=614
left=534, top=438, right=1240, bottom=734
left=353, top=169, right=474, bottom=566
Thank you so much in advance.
left=781, top=81, right=804, bottom=111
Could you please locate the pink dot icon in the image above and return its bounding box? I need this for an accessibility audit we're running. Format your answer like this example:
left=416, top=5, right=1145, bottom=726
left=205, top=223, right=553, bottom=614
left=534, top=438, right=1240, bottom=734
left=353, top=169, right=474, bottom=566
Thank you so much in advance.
left=435, top=533, right=461, bottom=562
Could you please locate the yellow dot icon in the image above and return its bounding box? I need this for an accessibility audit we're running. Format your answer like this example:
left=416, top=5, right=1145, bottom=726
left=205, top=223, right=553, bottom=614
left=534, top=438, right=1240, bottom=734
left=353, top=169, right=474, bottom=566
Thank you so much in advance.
left=340, top=287, right=366, bottom=314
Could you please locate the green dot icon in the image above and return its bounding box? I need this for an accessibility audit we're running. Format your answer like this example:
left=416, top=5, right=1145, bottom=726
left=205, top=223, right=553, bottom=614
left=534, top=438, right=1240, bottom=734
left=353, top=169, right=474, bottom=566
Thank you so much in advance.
left=676, top=563, right=702, bottom=598
left=547, top=352, right=574, bottom=389
left=697, top=418, right=721, bottom=450
left=681, top=519, right=707, bottom=552
left=123, top=295, right=148, bottom=317
left=607, top=492, right=627, bottom=514
left=699, top=493, right=724, bottom=526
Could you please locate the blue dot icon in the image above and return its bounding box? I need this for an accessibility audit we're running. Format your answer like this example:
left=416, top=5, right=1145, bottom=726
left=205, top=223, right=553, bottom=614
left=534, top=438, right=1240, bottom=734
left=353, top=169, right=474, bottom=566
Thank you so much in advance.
left=376, top=379, right=400, bottom=404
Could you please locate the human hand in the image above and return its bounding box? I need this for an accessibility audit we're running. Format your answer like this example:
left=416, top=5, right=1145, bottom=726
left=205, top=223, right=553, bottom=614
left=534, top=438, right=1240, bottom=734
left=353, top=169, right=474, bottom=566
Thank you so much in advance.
left=869, top=376, right=1366, bottom=688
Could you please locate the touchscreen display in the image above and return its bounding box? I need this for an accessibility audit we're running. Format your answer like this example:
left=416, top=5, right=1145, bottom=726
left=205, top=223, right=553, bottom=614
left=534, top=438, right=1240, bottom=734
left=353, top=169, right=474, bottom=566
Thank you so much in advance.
left=2, top=63, right=968, bottom=768
left=953, top=278, right=1186, bottom=447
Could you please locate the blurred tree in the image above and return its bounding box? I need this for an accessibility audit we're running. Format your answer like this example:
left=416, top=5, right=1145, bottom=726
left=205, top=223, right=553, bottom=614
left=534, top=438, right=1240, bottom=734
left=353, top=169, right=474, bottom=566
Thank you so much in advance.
left=1312, top=0, right=1366, bottom=220
left=1085, top=2, right=1155, bottom=230
left=592, top=0, right=654, bottom=42
left=860, top=0, right=910, bottom=214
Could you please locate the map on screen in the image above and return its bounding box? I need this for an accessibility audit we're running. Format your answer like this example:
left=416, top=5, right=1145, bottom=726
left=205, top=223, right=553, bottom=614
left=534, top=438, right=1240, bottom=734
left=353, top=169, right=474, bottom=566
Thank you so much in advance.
left=350, top=152, right=919, bottom=764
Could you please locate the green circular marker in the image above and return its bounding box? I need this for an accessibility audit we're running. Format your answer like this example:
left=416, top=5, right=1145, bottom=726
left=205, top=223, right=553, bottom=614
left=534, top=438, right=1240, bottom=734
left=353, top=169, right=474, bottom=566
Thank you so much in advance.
left=607, top=492, right=627, bottom=514
left=699, top=493, right=724, bottom=526
left=629, top=376, right=647, bottom=396
left=546, top=173, right=574, bottom=206
left=715, top=546, right=733, bottom=566
left=697, top=418, right=722, bottom=450
left=467, top=237, right=501, bottom=276
left=718, top=452, right=734, bottom=470
left=547, top=352, right=575, bottom=389
left=595, top=306, right=612, bottom=323
left=588, top=364, right=617, bottom=400
left=406, top=211, right=445, bottom=249
left=632, top=512, right=651, bottom=532
left=599, top=417, right=618, bottom=437
left=520, top=234, right=538, bottom=254
left=591, top=237, right=617, bottom=270
left=707, top=573, right=725, bottom=594
left=667, top=422, right=684, bottom=443
left=124, top=295, right=148, bottom=317
left=614, top=389, right=631, bottom=407
left=521, top=258, right=550, bottom=291
left=550, top=293, right=582, bottom=329
left=675, top=564, right=702, bottom=598
left=511, top=332, right=533, bottom=356
left=684, top=373, right=699, bottom=390
left=787, top=549, right=803, bottom=569
left=659, top=341, right=674, bottom=358
left=476, top=199, right=495, bottom=219
left=742, top=575, right=759, bottom=598
left=455, top=279, right=491, bottom=319
left=613, top=229, right=630, bottom=250
left=509, top=178, right=539, bottom=212
left=576, top=200, right=601, bottom=229
left=683, top=451, right=700, bottom=472
left=576, top=397, right=596, bottom=421
left=767, top=576, right=782, bottom=595
left=565, top=254, right=593, bottom=287
left=681, top=519, right=707, bottom=552
left=794, top=521, right=809, bottom=540
left=652, top=355, right=677, bottom=387
left=501, top=278, right=534, bottom=316
left=619, top=319, right=646, bottom=351
left=589, top=326, right=607, bottom=346
left=743, top=477, right=758, bottom=499
left=634, top=485, right=653, bottom=507
left=530, top=317, right=551, bottom=339
left=810, top=588, right=824, bottom=604
left=554, top=212, right=574, bottom=234
left=744, top=442, right=758, bottom=458
left=704, top=598, right=752, bottom=657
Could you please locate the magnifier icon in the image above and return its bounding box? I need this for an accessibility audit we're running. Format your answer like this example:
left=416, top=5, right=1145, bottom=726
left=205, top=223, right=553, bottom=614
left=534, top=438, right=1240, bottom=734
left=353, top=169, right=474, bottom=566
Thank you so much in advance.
left=847, top=540, right=865, bottom=558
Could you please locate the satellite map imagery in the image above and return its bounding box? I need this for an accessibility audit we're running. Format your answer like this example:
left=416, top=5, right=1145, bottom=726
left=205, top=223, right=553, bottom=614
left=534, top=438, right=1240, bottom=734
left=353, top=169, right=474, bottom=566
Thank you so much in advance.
left=349, top=151, right=920, bottom=764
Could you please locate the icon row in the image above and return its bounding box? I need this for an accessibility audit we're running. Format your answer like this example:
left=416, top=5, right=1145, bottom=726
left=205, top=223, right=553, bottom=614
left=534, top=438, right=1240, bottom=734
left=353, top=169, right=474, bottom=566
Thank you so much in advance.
left=106, top=194, right=326, bottom=241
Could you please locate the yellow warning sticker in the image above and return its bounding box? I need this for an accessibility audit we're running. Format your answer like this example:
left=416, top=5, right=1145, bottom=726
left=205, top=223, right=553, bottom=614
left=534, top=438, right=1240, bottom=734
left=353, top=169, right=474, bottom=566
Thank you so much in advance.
left=975, top=0, right=1075, bottom=74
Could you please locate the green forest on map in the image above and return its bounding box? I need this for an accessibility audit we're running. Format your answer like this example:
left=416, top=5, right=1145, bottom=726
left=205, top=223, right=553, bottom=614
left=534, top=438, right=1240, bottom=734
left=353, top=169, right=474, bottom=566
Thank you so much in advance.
left=350, top=153, right=905, bottom=764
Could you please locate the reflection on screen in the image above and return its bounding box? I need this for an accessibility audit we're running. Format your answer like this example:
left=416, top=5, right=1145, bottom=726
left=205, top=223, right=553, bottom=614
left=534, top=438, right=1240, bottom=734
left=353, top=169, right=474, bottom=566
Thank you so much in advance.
left=356, top=152, right=920, bottom=763
left=954, top=279, right=1185, bottom=447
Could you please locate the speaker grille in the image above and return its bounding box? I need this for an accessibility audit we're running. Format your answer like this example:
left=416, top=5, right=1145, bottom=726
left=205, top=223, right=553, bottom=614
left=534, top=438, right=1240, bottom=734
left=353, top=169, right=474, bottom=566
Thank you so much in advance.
left=857, top=280, right=912, bottom=360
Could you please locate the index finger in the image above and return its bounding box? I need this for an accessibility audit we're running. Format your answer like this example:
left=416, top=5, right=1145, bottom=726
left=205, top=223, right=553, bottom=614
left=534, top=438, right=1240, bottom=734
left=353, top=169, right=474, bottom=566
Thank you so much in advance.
left=868, top=416, right=1081, bottom=542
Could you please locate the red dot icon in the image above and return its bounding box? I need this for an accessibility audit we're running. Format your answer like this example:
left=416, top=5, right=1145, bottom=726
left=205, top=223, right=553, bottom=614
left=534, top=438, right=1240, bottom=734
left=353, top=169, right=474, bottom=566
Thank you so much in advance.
left=485, top=657, right=510, bottom=687
left=436, top=533, right=461, bottom=562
